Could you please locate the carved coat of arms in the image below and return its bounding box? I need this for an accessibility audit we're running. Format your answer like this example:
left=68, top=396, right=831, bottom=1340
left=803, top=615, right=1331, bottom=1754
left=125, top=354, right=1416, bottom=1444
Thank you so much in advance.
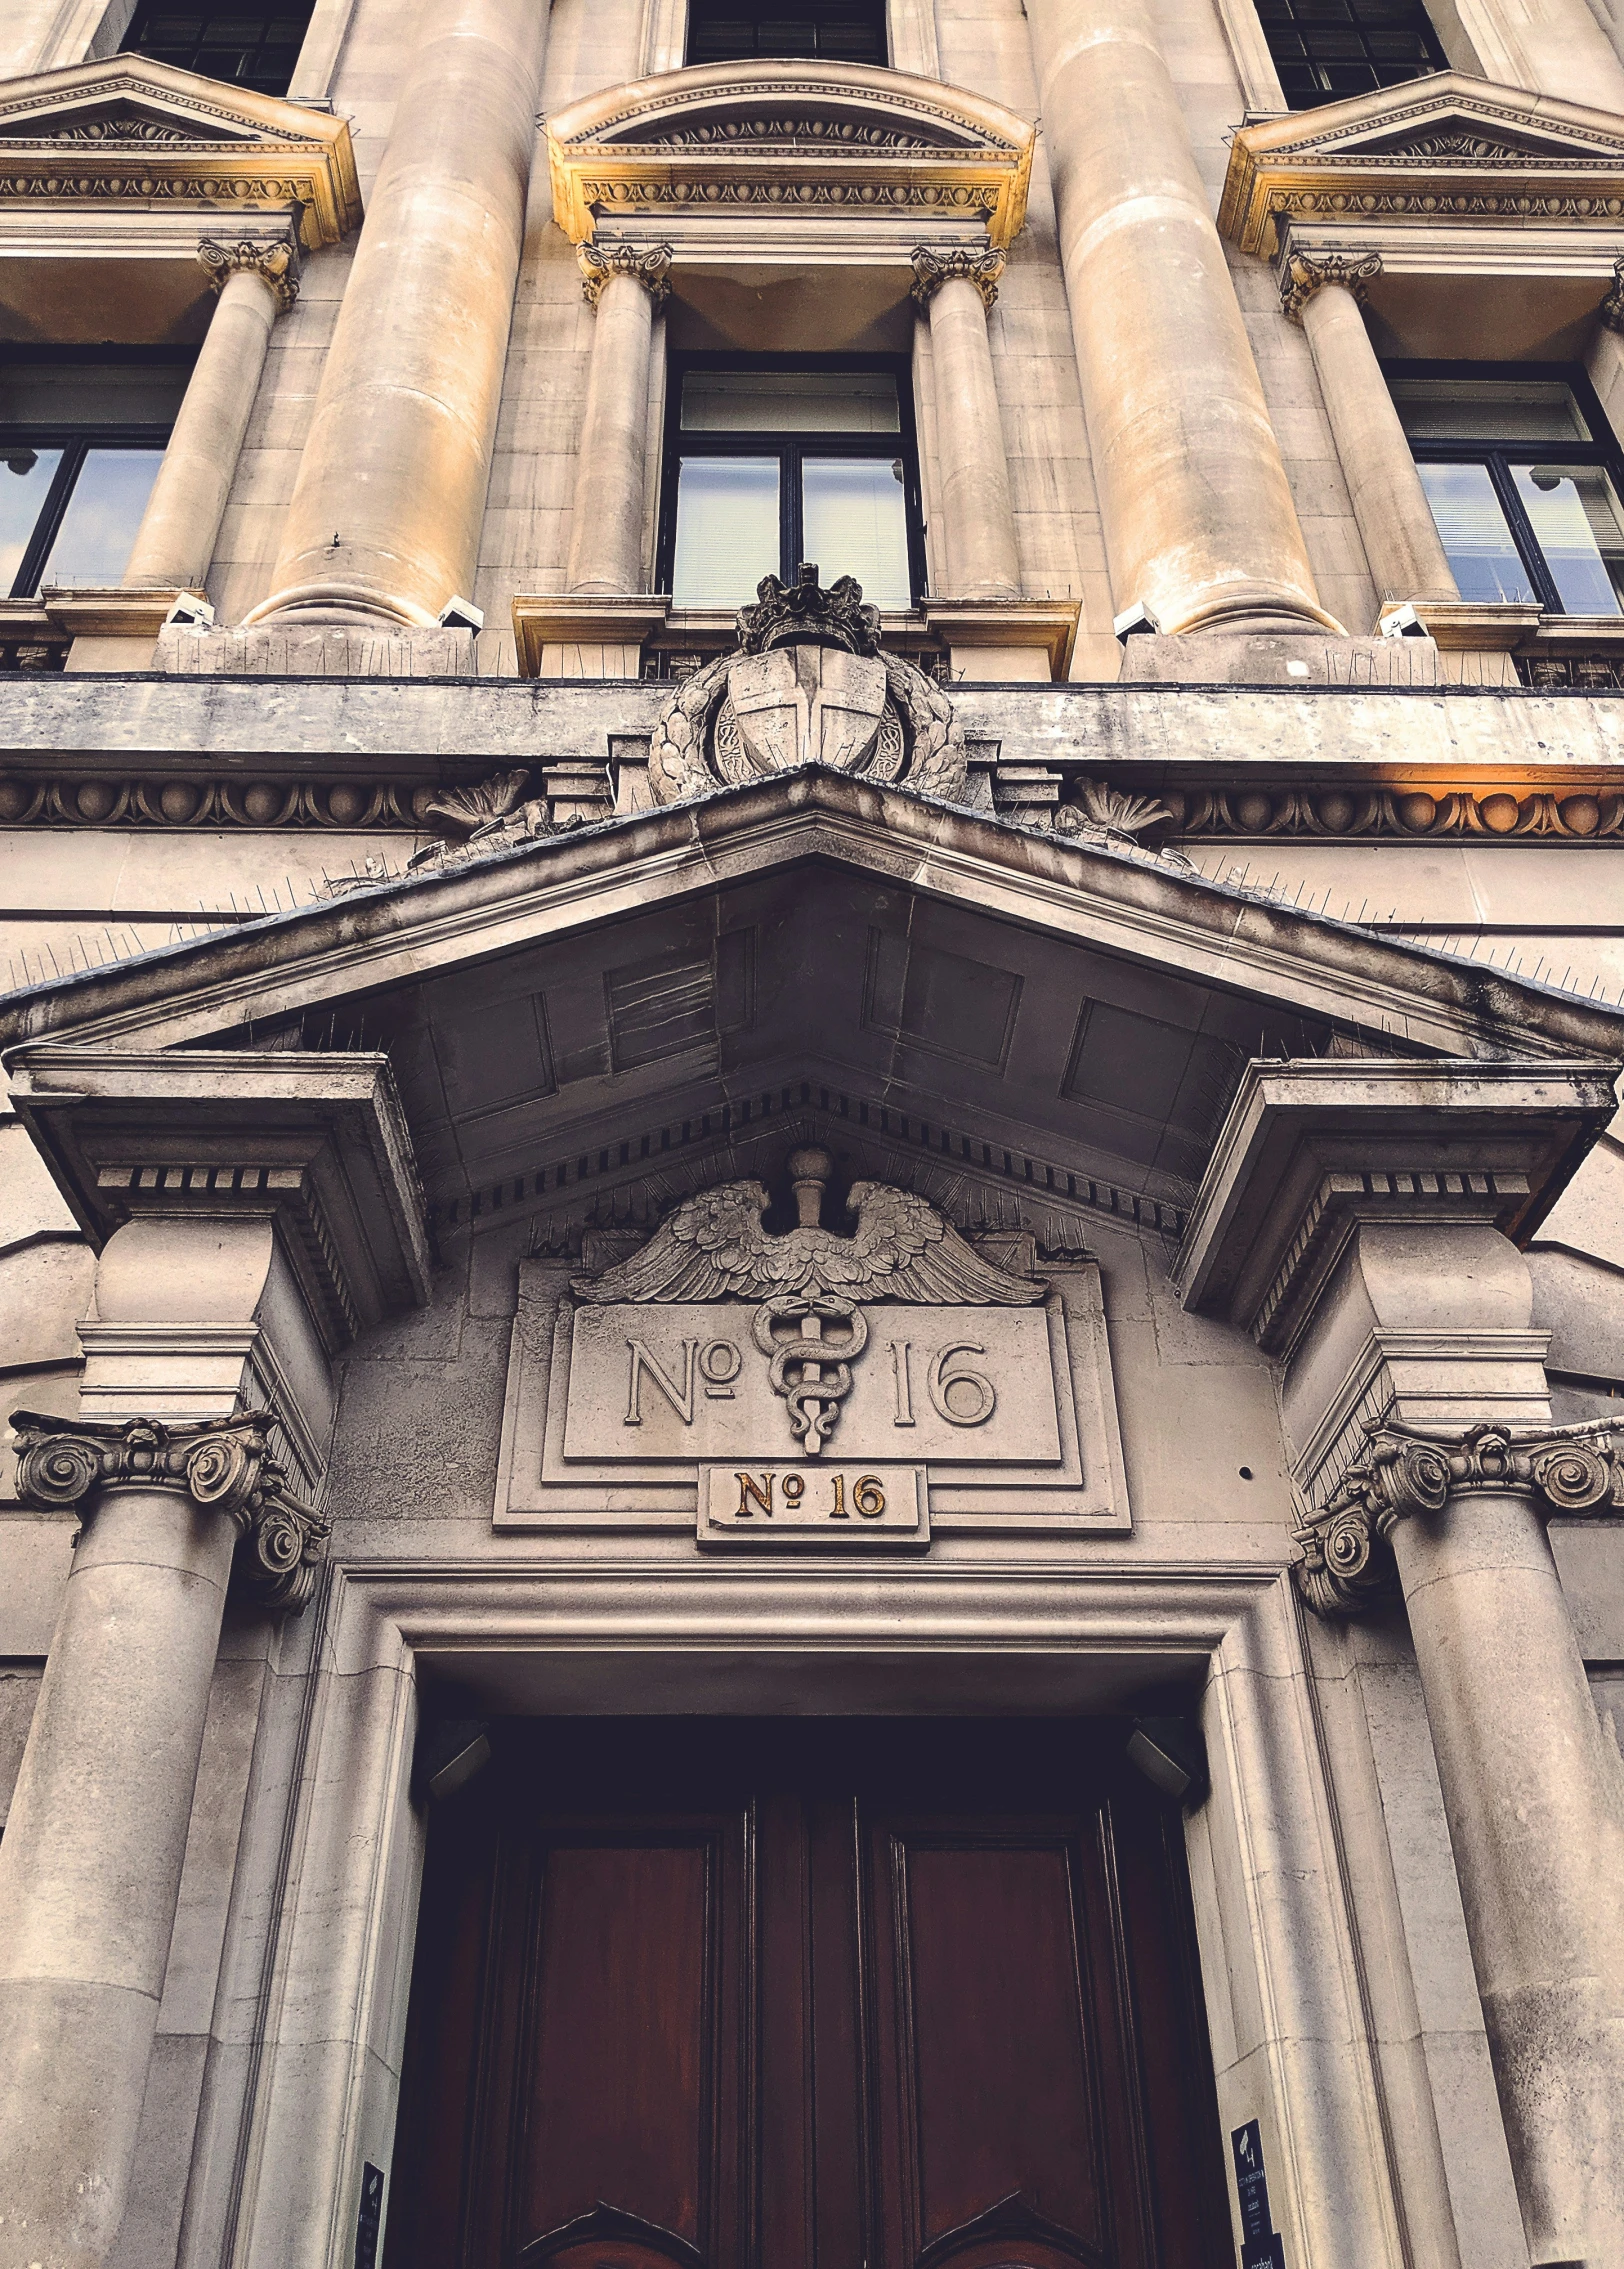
left=573, top=1147, right=1043, bottom=1453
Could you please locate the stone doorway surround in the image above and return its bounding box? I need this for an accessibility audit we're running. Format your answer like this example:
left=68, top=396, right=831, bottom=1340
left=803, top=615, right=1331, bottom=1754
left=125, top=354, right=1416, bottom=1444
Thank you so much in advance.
left=219, top=1551, right=1518, bottom=2269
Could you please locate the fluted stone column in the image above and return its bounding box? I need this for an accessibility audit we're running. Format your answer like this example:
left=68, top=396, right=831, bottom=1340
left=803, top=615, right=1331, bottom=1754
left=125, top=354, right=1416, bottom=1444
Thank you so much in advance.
left=248, top=0, right=549, bottom=627
left=1299, top=1424, right=1624, bottom=2263
left=911, top=247, right=1021, bottom=601
left=1283, top=252, right=1459, bottom=614
left=566, top=244, right=672, bottom=597
left=122, top=239, right=298, bottom=594
left=0, top=1413, right=324, bottom=2269
left=1023, top=0, right=1336, bottom=637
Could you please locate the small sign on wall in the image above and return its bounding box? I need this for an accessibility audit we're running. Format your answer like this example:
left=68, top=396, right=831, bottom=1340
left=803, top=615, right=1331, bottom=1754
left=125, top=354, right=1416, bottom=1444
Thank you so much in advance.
left=354, top=2163, right=385, bottom=2269
left=1231, top=2121, right=1286, bottom=2269
left=699, top=1460, right=927, bottom=1547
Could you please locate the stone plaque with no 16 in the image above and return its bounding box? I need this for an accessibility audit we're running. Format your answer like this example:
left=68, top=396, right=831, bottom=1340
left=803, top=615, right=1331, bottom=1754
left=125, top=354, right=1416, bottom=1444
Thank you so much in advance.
left=699, top=1462, right=927, bottom=1548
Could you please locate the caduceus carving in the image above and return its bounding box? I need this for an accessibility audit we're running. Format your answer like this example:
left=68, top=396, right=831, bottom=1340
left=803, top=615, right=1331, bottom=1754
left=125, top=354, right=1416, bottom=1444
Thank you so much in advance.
left=573, top=1147, right=1044, bottom=1453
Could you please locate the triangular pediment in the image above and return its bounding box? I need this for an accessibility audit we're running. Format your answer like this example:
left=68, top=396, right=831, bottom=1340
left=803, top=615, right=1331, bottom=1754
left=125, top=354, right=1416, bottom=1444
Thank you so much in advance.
left=2, top=772, right=1616, bottom=1252
left=548, top=61, right=1032, bottom=247
left=0, top=58, right=361, bottom=244
left=1219, top=73, right=1624, bottom=254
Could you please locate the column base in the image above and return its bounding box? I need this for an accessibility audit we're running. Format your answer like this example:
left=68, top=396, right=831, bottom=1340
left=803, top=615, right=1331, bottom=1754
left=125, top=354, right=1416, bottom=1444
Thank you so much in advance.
left=153, top=622, right=479, bottom=678
left=1118, top=630, right=1443, bottom=686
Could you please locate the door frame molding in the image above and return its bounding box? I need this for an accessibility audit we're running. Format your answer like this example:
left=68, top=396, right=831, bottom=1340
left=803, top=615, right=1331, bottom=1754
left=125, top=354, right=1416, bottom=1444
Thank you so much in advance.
left=218, top=1558, right=1499, bottom=2269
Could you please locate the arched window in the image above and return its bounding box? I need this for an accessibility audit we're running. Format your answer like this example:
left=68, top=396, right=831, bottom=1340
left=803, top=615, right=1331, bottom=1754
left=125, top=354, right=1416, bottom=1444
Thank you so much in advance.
left=1254, top=0, right=1447, bottom=107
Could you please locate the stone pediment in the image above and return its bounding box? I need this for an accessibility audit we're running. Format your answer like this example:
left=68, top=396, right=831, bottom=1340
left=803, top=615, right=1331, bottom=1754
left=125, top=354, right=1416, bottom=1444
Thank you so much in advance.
left=547, top=61, right=1033, bottom=248
left=2, top=771, right=1619, bottom=1263
left=0, top=57, right=362, bottom=246
left=1219, top=73, right=1624, bottom=257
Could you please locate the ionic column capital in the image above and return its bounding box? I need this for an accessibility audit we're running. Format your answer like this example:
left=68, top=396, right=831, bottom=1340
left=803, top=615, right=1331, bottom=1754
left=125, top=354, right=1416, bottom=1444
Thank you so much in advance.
left=1279, top=248, right=1382, bottom=324
left=10, top=1407, right=330, bottom=1612
left=911, top=245, right=1005, bottom=310
left=1293, top=1415, right=1624, bottom=1616
left=578, top=240, right=673, bottom=308
left=198, top=235, right=301, bottom=314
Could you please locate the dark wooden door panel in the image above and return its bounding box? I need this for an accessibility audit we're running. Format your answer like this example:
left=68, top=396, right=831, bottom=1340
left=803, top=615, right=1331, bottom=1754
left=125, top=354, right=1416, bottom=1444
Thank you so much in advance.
left=515, top=1839, right=718, bottom=2257
left=871, top=1834, right=1111, bottom=2266
left=383, top=1721, right=1229, bottom=2269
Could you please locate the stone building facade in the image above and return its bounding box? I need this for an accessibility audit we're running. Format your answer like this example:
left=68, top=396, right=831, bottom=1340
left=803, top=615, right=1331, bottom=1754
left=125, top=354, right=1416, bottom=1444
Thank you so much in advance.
left=2, top=0, right=1624, bottom=2265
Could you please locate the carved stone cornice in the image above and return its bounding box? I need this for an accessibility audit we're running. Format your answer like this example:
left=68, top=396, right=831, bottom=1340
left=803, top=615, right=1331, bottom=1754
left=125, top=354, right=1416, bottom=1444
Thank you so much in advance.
left=910, top=245, right=1005, bottom=309
left=1294, top=1417, right=1624, bottom=1615
left=1280, top=249, right=1381, bottom=322
left=9, top=1409, right=330, bottom=1611
left=200, top=234, right=300, bottom=313
left=577, top=240, right=672, bottom=308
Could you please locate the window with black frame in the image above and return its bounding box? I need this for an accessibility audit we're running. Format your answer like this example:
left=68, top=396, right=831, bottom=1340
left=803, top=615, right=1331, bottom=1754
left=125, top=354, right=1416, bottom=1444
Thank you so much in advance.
left=1254, top=0, right=1448, bottom=107
left=659, top=360, right=922, bottom=610
left=0, top=354, right=191, bottom=599
left=1392, top=369, right=1624, bottom=616
left=684, top=0, right=887, bottom=66
left=123, top=2, right=316, bottom=96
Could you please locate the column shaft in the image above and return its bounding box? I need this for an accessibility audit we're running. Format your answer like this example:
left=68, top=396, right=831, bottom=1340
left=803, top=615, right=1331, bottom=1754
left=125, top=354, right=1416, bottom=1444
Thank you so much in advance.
left=123, top=255, right=288, bottom=593
left=1295, top=274, right=1459, bottom=609
left=1391, top=1490, right=1624, bottom=2263
left=0, top=1488, right=236, bottom=2268
left=250, top=0, right=548, bottom=626
left=1023, top=0, right=1333, bottom=636
left=925, top=272, right=1021, bottom=600
left=568, top=267, right=659, bottom=597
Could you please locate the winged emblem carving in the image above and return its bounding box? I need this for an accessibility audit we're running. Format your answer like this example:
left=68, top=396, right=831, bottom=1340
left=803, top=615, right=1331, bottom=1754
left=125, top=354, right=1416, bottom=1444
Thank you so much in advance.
left=573, top=1149, right=1043, bottom=1454
left=572, top=1155, right=1044, bottom=1309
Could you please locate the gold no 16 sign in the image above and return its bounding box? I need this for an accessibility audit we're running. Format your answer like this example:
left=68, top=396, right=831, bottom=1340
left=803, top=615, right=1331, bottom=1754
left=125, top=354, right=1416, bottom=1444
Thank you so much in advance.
left=698, top=1462, right=928, bottom=1549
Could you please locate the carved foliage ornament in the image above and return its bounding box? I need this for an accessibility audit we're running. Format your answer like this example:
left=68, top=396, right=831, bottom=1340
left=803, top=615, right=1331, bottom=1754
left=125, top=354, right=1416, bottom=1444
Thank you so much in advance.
left=578, top=239, right=673, bottom=307
left=10, top=1408, right=330, bottom=1612
left=1279, top=249, right=1382, bottom=323
left=1294, top=1417, right=1624, bottom=1616
left=649, top=566, right=968, bottom=806
left=910, top=244, right=1005, bottom=310
left=199, top=234, right=300, bottom=313
left=572, top=1146, right=1042, bottom=1453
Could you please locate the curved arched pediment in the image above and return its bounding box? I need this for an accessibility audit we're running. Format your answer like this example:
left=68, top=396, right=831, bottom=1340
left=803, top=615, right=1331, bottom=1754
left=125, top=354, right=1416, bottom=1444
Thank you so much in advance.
left=547, top=62, right=1033, bottom=248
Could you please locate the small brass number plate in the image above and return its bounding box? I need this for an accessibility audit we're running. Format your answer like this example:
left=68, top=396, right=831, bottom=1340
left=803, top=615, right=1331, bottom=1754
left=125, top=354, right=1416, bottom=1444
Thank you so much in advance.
left=698, top=1462, right=928, bottom=1549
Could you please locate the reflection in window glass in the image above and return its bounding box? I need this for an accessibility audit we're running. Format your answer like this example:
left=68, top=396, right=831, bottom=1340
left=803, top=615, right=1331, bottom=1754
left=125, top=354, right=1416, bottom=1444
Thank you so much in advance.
left=682, top=370, right=901, bottom=435
left=1511, top=464, right=1624, bottom=615
left=672, top=457, right=779, bottom=606
left=0, top=444, right=63, bottom=593
left=38, top=450, right=163, bottom=588
left=1416, top=463, right=1538, bottom=605
left=802, top=458, right=911, bottom=608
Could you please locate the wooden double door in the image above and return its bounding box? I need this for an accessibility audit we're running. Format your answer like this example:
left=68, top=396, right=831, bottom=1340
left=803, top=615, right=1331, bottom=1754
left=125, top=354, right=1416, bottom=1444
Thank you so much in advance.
left=386, top=1718, right=1231, bottom=2269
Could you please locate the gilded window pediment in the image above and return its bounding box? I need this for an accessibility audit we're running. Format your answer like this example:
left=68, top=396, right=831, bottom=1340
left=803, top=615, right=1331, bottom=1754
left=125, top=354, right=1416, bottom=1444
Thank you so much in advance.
left=0, top=57, right=362, bottom=247
left=548, top=63, right=1032, bottom=248
left=1219, top=72, right=1624, bottom=257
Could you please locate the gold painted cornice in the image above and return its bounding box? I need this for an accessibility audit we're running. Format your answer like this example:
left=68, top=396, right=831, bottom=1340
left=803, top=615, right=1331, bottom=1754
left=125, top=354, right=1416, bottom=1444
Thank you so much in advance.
left=1218, top=72, right=1624, bottom=258
left=0, top=56, right=362, bottom=247
left=547, top=61, right=1033, bottom=249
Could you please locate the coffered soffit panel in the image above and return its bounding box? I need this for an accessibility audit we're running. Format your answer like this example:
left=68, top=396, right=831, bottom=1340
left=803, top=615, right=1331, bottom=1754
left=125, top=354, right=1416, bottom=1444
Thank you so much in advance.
left=0, top=57, right=362, bottom=250
left=3, top=776, right=1620, bottom=1238
left=547, top=61, right=1033, bottom=251
left=1219, top=71, right=1624, bottom=259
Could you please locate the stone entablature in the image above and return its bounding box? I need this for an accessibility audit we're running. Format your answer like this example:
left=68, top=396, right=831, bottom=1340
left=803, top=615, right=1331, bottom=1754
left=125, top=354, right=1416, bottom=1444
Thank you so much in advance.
left=546, top=60, right=1033, bottom=253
